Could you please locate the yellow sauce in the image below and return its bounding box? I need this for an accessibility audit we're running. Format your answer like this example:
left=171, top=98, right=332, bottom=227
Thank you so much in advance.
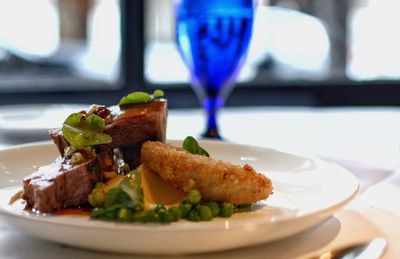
left=139, top=164, right=186, bottom=207
left=103, top=175, right=125, bottom=192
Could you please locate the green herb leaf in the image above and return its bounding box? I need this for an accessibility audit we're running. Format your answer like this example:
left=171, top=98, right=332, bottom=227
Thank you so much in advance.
left=119, top=170, right=143, bottom=207
left=119, top=92, right=152, bottom=107
left=62, top=113, right=112, bottom=148
left=153, top=89, right=164, bottom=98
left=104, top=188, right=134, bottom=209
left=119, top=89, right=164, bottom=108
left=182, top=136, right=210, bottom=157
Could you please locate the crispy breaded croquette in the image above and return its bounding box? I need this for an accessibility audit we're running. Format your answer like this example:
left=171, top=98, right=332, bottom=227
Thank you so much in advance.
left=140, top=141, right=273, bottom=205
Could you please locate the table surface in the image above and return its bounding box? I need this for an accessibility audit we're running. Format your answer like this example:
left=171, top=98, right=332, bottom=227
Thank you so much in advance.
left=1, top=106, right=400, bottom=259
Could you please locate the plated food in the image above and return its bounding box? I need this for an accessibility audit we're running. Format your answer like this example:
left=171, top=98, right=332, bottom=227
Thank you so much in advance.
left=18, top=90, right=273, bottom=223
left=0, top=138, right=359, bottom=254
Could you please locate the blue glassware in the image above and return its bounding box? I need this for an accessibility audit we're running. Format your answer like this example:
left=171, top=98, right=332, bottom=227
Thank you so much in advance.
left=175, top=0, right=254, bottom=138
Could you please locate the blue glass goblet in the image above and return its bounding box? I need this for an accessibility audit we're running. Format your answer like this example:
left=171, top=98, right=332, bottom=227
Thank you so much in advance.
left=175, top=0, right=254, bottom=138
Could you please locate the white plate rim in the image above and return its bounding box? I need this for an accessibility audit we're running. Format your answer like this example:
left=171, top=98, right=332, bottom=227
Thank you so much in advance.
left=0, top=140, right=359, bottom=253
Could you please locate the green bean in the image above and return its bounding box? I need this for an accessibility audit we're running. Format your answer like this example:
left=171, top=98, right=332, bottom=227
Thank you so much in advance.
left=220, top=202, right=234, bottom=217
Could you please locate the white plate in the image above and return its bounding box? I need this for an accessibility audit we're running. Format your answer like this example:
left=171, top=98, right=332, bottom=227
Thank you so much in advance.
left=0, top=140, right=358, bottom=255
left=0, top=104, right=89, bottom=139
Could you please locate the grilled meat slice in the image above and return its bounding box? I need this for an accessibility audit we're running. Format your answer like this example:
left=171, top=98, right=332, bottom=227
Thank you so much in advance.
left=22, top=155, right=102, bottom=213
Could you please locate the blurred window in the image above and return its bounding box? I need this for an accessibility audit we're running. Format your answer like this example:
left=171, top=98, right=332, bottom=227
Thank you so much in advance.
left=0, top=0, right=121, bottom=92
left=144, top=0, right=400, bottom=86
left=1, top=0, right=400, bottom=106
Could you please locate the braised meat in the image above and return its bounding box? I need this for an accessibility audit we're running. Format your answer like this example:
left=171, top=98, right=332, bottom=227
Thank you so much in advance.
left=49, top=100, right=167, bottom=169
left=105, top=100, right=167, bottom=168
left=23, top=99, right=167, bottom=213
left=22, top=155, right=102, bottom=213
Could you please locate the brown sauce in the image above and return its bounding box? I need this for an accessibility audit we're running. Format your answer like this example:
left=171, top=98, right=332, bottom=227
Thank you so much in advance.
left=53, top=207, right=91, bottom=216
left=9, top=190, right=91, bottom=217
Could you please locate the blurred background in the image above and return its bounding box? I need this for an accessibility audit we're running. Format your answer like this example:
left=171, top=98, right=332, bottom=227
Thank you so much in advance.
left=0, top=0, right=400, bottom=107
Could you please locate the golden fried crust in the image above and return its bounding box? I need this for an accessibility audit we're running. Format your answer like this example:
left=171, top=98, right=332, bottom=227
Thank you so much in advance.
left=140, top=141, right=273, bottom=204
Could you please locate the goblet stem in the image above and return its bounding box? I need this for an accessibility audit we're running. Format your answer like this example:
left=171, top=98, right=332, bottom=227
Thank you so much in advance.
left=202, top=95, right=224, bottom=139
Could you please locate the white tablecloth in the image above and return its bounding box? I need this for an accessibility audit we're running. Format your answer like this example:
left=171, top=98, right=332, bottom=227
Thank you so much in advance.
left=1, top=107, right=400, bottom=258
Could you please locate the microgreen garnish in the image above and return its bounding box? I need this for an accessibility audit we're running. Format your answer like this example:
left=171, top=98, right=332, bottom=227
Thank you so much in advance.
left=182, top=136, right=210, bottom=157
left=119, top=89, right=164, bottom=108
left=62, top=113, right=112, bottom=149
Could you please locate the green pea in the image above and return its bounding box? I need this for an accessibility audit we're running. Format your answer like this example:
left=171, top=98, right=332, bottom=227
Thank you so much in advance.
left=102, top=208, right=118, bottom=219
left=179, top=203, right=192, bottom=217
left=143, top=210, right=160, bottom=223
left=154, top=203, right=166, bottom=212
left=117, top=207, right=132, bottom=222
left=91, top=207, right=105, bottom=218
left=92, top=189, right=105, bottom=207
left=236, top=203, right=252, bottom=211
left=168, top=206, right=182, bottom=221
left=197, top=205, right=213, bottom=221
left=207, top=202, right=220, bottom=217
left=220, top=202, right=234, bottom=217
left=186, top=209, right=200, bottom=222
left=187, top=189, right=201, bottom=204
left=132, top=211, right=146, bottom=222
left=159, top=210, right=173, bottom=223
left=95, top=182, right=106, bottom=189
left=88, top=194, right=96, bottom=207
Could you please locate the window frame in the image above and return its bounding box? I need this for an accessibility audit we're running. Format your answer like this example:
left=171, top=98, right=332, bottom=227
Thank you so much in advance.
left=1, top=0, right=400, bottom=108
